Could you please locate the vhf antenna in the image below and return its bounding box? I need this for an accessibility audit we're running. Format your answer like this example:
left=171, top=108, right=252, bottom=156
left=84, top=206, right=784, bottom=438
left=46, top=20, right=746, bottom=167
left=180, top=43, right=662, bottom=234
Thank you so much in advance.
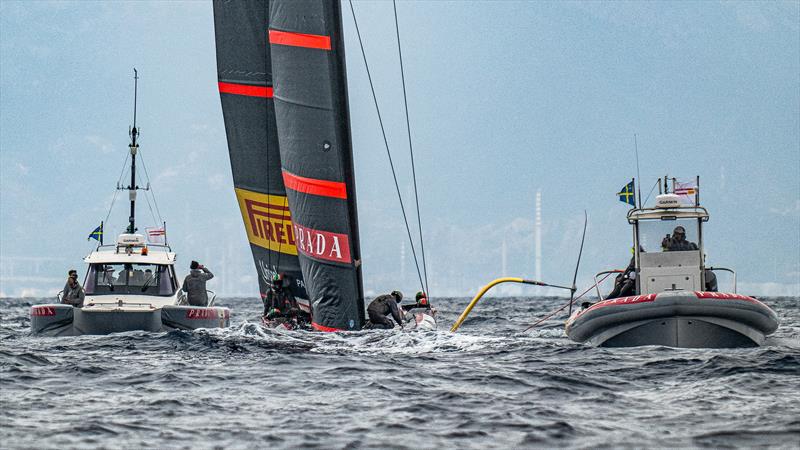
left=634, top=134, right=642, bottom=208
left=130, top=68, right=138, bottom=147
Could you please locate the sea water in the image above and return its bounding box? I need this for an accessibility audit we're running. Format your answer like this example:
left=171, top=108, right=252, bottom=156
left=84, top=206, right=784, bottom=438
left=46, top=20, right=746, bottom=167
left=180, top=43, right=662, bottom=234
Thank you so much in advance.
left=1, top=296, right=798, bottom=449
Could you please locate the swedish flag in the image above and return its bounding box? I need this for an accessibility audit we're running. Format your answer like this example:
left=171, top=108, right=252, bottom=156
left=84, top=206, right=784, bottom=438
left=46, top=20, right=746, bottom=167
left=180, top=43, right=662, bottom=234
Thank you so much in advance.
left=88, top=223, right=103, bottom=242
left=617, top=181, right=636, bottom=206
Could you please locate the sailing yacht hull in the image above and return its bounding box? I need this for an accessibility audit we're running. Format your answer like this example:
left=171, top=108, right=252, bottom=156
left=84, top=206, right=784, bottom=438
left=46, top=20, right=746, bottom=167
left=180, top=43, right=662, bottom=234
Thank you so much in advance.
left=31, top=304, right=230, bottom=336
left=565, top=291, right=778, bottom=348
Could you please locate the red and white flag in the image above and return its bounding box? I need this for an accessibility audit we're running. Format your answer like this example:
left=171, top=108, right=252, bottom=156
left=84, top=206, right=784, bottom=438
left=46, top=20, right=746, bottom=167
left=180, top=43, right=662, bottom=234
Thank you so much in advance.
left=674, top=179, right=698, bottom=205
left=146, top=227, right=166, bottom=244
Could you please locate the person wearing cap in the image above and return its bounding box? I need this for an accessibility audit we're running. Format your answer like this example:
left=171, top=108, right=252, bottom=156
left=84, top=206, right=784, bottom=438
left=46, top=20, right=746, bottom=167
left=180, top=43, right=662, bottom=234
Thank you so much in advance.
left=181, top=261, right=214, bottom=306
left=402, top=291, right=431, bottom=311
left=61, top=274, right=85, bottom=308
left=366, top=291, right=404, bottom=329
left=661, top=226, right=698, bottom=252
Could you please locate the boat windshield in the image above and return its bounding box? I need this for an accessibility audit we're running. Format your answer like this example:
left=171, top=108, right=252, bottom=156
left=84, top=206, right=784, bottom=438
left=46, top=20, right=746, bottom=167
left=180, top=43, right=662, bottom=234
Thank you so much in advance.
left=637, top=218, right=701, bottom=253
left=84, top=263, right=176, bottom=296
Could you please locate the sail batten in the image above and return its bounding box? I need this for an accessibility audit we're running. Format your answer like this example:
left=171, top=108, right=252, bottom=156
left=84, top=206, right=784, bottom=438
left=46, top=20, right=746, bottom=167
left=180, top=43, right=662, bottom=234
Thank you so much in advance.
left=218, top=82, right=274, bottom=98
left=282, top=170, right=348, bottom=199
left=269, top=29, right=332, bottom=50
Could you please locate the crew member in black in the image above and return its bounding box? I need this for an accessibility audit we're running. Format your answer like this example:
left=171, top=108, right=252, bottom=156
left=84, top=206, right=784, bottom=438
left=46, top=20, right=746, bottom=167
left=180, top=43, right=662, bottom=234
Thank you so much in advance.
left=661, top=226, right=699, bottom=251
left=402, top=291, right=431, bottom=311
left=366, top=291, right=404, bottom=329
left=263, top=273, right=296, bottom=320
left=607, top=257, right=636, bottom=300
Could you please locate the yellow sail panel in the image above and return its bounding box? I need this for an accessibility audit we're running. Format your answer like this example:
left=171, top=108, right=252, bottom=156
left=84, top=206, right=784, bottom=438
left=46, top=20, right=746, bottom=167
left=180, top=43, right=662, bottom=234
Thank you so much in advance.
left=234, top=188, right=298, bottom=255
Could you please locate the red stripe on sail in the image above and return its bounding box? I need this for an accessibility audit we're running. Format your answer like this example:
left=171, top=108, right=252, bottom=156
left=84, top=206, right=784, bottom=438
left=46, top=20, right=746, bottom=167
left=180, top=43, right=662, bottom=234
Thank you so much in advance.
left=312, top=322, right=342, bottom=332
left=282, top=171, right=347, bottom=199
left=218, top=82, right=274, bottom=98
left=269, top=29, right=331, bottom=50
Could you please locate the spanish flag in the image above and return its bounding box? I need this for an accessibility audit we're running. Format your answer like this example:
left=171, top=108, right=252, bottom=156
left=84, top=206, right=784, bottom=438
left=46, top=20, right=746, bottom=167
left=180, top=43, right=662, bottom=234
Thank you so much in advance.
left=88, top=223, right=103, bottom=242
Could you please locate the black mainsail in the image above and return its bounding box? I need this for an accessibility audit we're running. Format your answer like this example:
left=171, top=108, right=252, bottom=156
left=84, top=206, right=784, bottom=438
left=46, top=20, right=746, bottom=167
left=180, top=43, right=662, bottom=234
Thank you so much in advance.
left=213, top=0, right=307, bottom=304
left=214, top=0, right=365, bottom=330
left=269, top=0, right=365, bottom=331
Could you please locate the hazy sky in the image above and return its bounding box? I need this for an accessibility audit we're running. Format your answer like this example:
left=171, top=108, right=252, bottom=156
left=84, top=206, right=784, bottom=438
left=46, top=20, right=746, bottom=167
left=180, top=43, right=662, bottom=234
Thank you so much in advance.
left=1, top=1, right=798, bottom=298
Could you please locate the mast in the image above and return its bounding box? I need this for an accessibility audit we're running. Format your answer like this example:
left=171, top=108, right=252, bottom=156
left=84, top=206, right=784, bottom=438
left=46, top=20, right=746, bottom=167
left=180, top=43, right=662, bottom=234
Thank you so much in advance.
left=126, top=69, right=140, bottom=234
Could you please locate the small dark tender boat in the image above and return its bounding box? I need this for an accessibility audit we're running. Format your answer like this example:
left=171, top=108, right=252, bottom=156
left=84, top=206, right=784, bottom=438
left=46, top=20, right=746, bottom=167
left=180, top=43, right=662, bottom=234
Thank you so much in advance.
left=566, top=177, right=779, bottom=348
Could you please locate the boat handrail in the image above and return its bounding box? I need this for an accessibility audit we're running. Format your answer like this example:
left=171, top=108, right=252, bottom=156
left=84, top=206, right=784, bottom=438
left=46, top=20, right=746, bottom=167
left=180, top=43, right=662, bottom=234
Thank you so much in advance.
left=93, top=243, right=173, bottom=253
left=706, top=267, right=737, bottom=293
left=207, top=290, right=216, bottom=307
left=594, top=270, right=624, bottom=301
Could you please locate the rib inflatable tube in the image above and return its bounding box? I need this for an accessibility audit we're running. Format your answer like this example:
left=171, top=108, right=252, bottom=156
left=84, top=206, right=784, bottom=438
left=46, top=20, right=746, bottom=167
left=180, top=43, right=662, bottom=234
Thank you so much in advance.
left=161, top=306, right=231, bottom=330
left=566, top=291, right=778, bottom=348
left=30, top=304, right=75, bottom=336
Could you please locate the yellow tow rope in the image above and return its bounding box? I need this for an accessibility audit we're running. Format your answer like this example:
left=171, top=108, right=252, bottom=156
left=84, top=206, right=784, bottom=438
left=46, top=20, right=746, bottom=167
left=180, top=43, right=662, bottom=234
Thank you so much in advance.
left=450, top=277, right=572, bottom=332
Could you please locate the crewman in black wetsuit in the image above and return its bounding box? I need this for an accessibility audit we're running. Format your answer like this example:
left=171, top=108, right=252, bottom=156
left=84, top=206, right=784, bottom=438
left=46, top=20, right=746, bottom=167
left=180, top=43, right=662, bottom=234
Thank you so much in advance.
left=366, top=291, right=404, bottom=329
left=263, top=273, right=296, bottom=320
left=402, top=291, right=431, bottom=312
left=607, top=257, right=636, bottom=300
left=661, top=226, right=699, bottom=251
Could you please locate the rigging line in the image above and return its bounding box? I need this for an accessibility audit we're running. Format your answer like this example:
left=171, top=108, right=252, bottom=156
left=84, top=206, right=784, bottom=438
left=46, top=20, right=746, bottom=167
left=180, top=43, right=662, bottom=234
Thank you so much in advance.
left=392, top=0, right=429, bottom=297
left=137, top=148, right=163, bottom=223
left=348, top=0, right=425, bottom=292
left=136, top=168, right=159, bottom=227
left=274, top=195, right=288, bottom=277
left=522, top=272, right=613, bottom=333
left=104, top=152, right=131, bottom=226
left=642, top=178, right=660, bottom=208
left=264, top=1, right=272, bottom=272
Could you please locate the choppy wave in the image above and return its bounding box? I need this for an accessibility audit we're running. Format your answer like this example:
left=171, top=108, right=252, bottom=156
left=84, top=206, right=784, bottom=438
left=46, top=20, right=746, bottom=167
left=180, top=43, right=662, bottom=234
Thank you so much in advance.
left=1, top=296, right=798, bottom=449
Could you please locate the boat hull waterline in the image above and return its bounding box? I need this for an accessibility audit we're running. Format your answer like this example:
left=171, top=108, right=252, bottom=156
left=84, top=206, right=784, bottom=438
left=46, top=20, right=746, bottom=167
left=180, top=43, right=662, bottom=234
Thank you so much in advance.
left=566, top=291, right=778, bottom=348
left=31, top=304, right=231, bottom=336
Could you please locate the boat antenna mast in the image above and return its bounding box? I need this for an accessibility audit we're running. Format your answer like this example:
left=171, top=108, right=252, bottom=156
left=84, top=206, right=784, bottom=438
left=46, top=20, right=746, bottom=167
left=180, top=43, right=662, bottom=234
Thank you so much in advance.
left=123, top=68, right=142, bottom=234
left=634, top=134, right=642, bottom=209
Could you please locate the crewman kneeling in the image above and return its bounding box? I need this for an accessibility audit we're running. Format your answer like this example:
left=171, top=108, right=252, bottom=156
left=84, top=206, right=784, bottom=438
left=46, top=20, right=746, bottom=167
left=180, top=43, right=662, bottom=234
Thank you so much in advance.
left=367, top=291, right=404, bottom=329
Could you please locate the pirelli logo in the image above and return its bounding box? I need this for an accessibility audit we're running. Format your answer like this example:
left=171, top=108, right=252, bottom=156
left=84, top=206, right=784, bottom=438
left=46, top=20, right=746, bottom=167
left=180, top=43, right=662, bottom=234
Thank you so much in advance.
left=235, top=188, right=297, bottom=255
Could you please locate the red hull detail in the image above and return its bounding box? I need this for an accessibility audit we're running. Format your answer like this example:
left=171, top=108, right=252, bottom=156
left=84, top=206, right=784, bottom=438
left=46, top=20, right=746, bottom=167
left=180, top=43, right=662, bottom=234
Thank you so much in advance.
left=694, top=291, right=762, bottom=305
left=31, top=306, right=56, bottom=317
left=185, top=308, right=229, bottom=320
left=591, top=294, right=657, bottom=311
left=282, top=170, right=347, bottom=199
left=218, top=82, right=274, bottom=98
left=268, top=29, right=331, bottom=50
left=312, top=322, right=342, bottom=332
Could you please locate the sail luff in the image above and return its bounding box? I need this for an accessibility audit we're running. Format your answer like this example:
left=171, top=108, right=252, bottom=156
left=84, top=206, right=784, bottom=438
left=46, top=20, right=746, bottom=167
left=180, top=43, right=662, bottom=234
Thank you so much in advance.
left=330, top=0, right=366, bottom=328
